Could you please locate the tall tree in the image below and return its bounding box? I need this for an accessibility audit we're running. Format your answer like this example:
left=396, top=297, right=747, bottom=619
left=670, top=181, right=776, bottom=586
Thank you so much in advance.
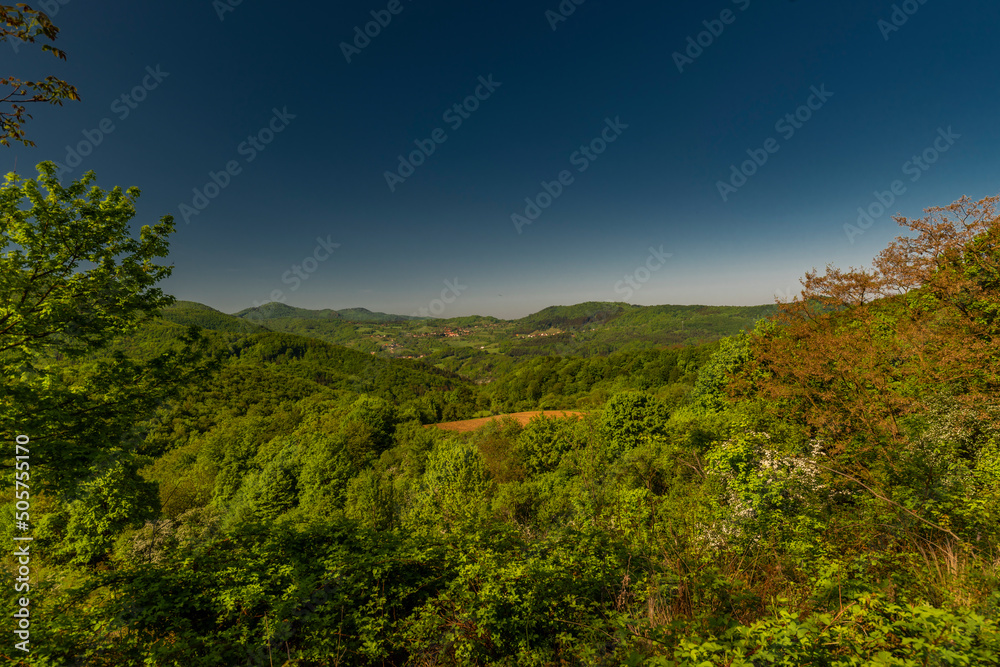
left=1, top=161, right=210, bottom=496
left=747, top=194, right=1000, bottom=451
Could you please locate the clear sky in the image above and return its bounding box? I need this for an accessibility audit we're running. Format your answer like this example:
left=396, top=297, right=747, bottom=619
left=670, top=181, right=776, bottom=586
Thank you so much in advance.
left=6, top=0, right=999, bottom=319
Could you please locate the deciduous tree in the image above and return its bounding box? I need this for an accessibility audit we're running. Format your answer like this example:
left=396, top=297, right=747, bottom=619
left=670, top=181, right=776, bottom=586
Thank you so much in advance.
left=1, top=5, right=80, bottom=147
left=1, top=162, right=210, bottom=495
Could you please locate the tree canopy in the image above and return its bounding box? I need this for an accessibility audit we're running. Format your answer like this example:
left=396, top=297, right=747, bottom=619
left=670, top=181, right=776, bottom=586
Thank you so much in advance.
left=0, top=4, right=80, bottom=147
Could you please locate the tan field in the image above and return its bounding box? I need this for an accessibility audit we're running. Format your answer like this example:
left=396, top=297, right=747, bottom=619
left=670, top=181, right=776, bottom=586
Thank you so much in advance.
left=428, top=410, right=588, bottom=433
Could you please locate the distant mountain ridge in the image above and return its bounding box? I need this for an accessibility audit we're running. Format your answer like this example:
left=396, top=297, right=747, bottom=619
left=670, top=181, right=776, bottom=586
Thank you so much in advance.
left=162, top=299, right=778, bottom=339
left=221, top=300, right=778, bottom=329
left=160, top=301, right=270, bottom=333
left=512, top=302, right=631, bottom=333
left=157, top=298, right=779, bottom=378
left=234, top=302, right=425, bottom=323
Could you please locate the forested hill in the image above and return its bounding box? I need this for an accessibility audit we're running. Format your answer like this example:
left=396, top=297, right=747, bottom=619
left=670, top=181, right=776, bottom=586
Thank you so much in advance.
left=124, top=313, right=468, bottom=403
left=509, top=301, right=776, bottom=334
left=6, top=191, right=1000, bottom=665
left=159, top=301, right=270, bottom=334
left=234, top=302, right=425, bottom=323
left=507, top=302, right=779, bottom=353
left=227, top=300, right=777, bottom=340
left=160, top=300, right=778, bottom=378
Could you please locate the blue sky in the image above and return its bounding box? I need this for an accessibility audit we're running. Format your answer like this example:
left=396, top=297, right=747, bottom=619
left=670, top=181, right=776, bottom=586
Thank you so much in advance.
left=6, top=0, right=999, bottom=318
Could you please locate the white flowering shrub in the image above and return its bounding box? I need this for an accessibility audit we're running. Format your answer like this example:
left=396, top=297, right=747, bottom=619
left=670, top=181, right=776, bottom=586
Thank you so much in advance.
left=702, top=429, right=830, bottom=551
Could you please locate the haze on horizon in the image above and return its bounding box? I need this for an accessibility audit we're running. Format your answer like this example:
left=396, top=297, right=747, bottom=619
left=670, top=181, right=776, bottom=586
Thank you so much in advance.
left=225, top=299, right=774, bottom=324
left=7, top=0, right=999, bottom=320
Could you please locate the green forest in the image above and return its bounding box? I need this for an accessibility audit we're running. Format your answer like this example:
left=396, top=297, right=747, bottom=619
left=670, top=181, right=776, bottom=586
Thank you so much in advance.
left=3, top=162, right=1000, bottom=665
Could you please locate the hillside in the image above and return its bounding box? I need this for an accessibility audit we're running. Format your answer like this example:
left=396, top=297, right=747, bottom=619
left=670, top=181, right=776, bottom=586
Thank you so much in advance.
left=160, top=301, right=270, bottom=334
left=510, top=301, right=633, bottom=332
left=8, top=195, right=1000, bottom=666
left=234, top=302, right=423, bottom=323
left=198, top=300, right=779, bottom=379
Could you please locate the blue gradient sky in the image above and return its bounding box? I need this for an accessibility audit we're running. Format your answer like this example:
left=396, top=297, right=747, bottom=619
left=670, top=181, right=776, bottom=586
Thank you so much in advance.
left=6, top=0, right=999, bottom=319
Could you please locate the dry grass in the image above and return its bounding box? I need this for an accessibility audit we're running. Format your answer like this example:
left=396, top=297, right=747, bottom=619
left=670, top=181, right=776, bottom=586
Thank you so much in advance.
left=427, top=411, right=588, bottom=433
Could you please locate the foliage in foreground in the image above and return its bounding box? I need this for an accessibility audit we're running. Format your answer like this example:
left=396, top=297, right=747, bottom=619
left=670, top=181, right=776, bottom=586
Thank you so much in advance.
left=2, top=167, right=1000, bottom=665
